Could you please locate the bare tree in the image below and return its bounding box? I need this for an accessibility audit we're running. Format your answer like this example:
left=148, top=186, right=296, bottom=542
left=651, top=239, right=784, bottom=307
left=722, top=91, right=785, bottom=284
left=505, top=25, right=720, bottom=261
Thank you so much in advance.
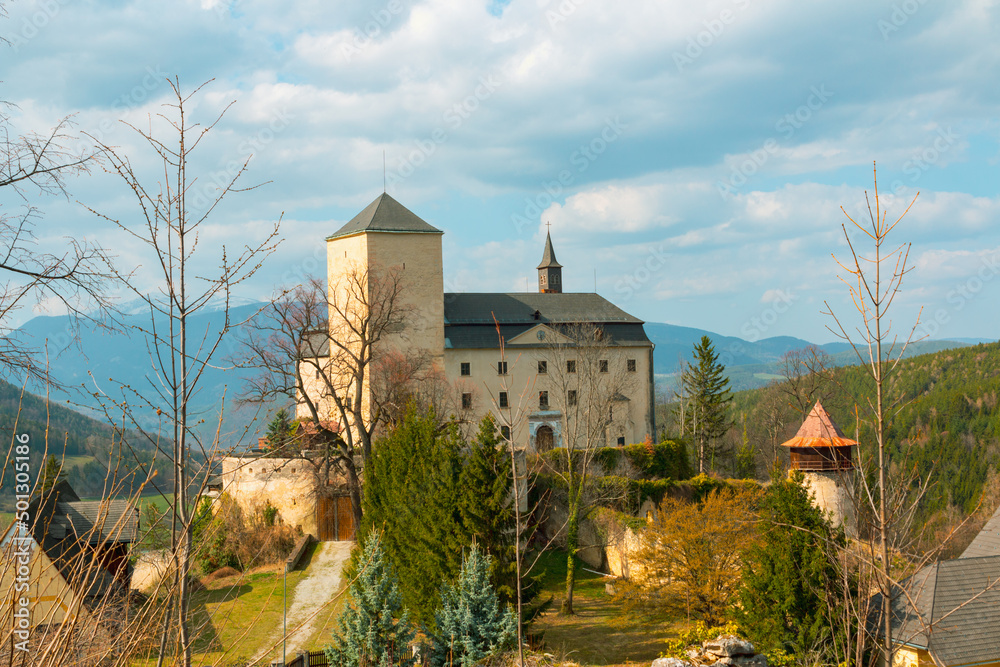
left=779, top=345, right=835, bottom=417
left=239, top=268, right=433, bottom=527
left=0, top=77, right=113, bottom=381
left=534, top=324, right=635, bottom=614
left=87, top=78, right=280, bottom=667
left=823, top=163, right=924, bottom=667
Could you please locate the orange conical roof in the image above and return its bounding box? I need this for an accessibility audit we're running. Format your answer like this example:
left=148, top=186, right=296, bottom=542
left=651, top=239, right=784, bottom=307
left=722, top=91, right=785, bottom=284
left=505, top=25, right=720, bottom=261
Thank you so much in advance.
left=781, top=401, right=858, bottom=449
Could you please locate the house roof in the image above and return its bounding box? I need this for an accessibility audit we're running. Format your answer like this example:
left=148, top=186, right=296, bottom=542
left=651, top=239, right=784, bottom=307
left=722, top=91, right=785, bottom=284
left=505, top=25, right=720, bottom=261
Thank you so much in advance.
left=48, top=499, right=140, bottom=544
left=886, top=556, right=1000, bottom=665
left=961, top=504, right=1000, bottom=559
left=327, top=193, right=443, bottom=241
left=444, top=292, right=642, bottom=325
left=537, top=231, right=562, bottom=269
left=781, top=401, right=858, bottom=449
left=300, top=292, right=650, bottom=352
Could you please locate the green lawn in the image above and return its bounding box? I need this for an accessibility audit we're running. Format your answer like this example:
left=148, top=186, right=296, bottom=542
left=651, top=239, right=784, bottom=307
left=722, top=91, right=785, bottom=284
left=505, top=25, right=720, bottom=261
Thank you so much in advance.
left=130, top=541, right=350, bottom=666
left=530, top=549, right=685, bottom=666
left=132, top=564, right=308, bottom=666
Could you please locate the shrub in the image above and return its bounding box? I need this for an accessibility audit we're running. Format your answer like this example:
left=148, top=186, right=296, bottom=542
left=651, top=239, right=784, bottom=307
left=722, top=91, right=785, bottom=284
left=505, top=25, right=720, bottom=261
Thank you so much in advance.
left=194, top=494, right=297, bottom=573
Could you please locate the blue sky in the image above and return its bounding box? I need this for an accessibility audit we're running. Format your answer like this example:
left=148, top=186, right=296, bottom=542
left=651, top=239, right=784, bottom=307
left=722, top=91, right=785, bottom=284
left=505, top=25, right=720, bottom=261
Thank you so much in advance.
left=1, top=0, right=998, bottom=344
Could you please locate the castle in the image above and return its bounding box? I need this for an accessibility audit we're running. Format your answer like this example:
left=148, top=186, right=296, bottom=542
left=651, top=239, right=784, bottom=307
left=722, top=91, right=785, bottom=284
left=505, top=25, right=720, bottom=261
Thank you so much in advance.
left=300, top=192, right=656, bottom=451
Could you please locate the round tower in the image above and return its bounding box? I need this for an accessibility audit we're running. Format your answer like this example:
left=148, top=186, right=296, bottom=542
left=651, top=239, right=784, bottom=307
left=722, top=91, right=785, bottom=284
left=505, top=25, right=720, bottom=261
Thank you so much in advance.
left=781, top=401, right=857, bottom=537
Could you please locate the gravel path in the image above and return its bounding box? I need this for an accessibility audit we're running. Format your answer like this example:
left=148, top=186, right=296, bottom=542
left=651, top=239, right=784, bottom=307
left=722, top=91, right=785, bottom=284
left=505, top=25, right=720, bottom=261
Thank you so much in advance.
left=254, top=540, right=354, bottom=663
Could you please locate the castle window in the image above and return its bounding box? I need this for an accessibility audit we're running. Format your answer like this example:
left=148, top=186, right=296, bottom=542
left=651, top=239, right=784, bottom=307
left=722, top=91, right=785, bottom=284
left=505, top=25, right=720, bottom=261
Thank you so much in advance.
left=462, top=393, right=472, bottom=409
left=617, top=436, right=625, bottom=447
left=460, top=362, right=470, bottom=376
left=599, top=360, right=609, bottom=373
left=500, top=425, right=510, bottom=439
left=537, top=360, right=547, bottom=374
left=539, top=391, right=549, bottom=409
left=497, top=361, right=508, bottom=375
left=568, top=390, right=577, bottom=406
left=567, top=360, right=576, bottom=373
left=627, top=359, right=636, bottom=372
left=499, top=392, right=509, bottom=409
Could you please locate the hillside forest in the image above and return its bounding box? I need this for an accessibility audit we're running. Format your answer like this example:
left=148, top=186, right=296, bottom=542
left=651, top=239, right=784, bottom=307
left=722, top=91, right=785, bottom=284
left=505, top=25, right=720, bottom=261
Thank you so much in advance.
left=665, top=341, right=1000, bottom=556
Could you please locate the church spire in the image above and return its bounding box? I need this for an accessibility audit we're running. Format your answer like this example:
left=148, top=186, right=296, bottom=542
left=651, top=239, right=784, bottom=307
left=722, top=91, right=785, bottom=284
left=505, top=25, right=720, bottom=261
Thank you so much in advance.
left=537, top=228, right=563, bottom=293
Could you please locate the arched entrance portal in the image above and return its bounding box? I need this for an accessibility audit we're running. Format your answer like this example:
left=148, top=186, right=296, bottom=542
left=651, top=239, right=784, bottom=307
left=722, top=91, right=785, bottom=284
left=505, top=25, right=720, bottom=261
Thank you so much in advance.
left=536, top=425, right=555, bottom=452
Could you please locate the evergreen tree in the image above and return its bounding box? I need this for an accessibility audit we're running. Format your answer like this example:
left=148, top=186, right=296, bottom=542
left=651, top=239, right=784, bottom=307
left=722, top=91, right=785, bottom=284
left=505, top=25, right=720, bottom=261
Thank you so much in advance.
left=37, top=455, right=65, bottom=495
left=457, top=415, right=545, bottom=621
left=457, top=415, right=516, bottom=598
left=430, top=545, right=517, bottom=667
left=735, top=471, right=844, bottom=657
left=359, top=406, right=465, bottom=625
left=681, top=335, right=733, bottom=473
left=326, top=531, right=416, bottom=667
left=262, top=408, right=295, bottom=453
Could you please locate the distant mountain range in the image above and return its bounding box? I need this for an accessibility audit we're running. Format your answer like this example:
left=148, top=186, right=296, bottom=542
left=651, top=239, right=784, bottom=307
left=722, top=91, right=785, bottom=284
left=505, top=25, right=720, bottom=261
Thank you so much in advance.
left=639, top=323, right=992, bottom=391
left=6, top=301, right=993, bottom=434
left=11, top=301, right=271, bottom=447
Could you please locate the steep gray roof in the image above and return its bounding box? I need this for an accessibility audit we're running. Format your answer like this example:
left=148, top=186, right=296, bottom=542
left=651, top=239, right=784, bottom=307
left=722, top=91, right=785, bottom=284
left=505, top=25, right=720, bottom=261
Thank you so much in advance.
left=537, top=231, right=562, bottom=269
left=887, top=556, right=1000, bottom=665
left=444, top=293, right=642, bottom=325
left=48, top=499, right=140, bottom=544
left=961, top=504, right=1000, bottom=559
left=327, top=193, right=443, bottom=241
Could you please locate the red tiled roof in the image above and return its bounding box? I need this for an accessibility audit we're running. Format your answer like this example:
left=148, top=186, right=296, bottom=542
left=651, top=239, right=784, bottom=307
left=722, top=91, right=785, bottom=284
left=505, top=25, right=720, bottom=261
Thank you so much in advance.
left=781, top=401, right=858, bottom=449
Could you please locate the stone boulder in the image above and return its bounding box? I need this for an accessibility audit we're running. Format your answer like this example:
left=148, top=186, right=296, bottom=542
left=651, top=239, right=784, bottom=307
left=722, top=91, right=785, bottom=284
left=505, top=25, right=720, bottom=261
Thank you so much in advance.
left=651, top=634, right=767, bottom=667
left=652, top=659, right=691, bottom=667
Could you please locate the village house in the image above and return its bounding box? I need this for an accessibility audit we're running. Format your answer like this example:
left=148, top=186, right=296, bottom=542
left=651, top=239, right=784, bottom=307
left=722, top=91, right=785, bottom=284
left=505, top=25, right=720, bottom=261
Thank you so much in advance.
left=885, top=504, right=1000, bottom=667
left=0, top=481, right=138, bottom=628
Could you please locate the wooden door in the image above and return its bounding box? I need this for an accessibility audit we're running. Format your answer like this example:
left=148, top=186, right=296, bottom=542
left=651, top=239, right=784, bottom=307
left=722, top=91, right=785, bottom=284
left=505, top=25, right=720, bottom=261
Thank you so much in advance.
left=536, top=425, right=554, bottom=452
left=336, top=496, right=355, bottom=541
left=317, top=496, right=335, bottom=541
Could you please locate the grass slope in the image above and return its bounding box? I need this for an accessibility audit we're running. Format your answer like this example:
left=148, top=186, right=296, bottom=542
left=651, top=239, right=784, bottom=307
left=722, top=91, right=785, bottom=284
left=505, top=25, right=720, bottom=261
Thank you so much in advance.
left=133, top=541, right=349, bottom=665
left=531, top=550, right=682, bottom=666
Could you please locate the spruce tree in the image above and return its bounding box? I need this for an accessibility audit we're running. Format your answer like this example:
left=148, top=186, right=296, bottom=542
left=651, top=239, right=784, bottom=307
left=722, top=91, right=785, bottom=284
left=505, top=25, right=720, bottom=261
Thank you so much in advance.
left=359, top=406, right=465, bottom=625
left=458, top=415, right=544, bottom=621
left=681, top=335, right=733, bottom=472
left=458, top=415, right=515, bottom=598
left=326, top=531, right=416, bottom=667
left=37, top=454, right=66, bottom=494
left=735, top=471, right=844, bottom=657
left=263, top=408, right=294, bottom=453
left=430, top=545, right=517, bottom=667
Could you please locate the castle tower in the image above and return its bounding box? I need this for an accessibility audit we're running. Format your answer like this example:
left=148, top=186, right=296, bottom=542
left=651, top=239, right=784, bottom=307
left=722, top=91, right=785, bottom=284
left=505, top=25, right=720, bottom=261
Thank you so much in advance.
left=324, top=193, right=445, bottom=418
left=537, top=230, right=563, bottom=293
left=781, top=401, right=857, bottom=537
